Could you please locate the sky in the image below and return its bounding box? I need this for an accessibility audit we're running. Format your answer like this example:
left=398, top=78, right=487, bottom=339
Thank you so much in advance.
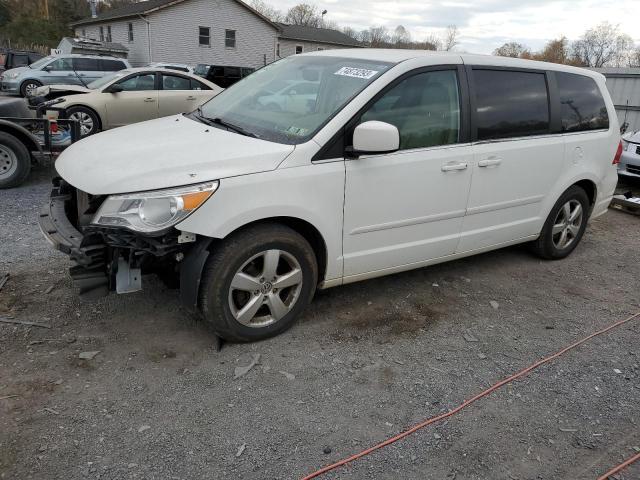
left=268, top=0, right=640, bottom=54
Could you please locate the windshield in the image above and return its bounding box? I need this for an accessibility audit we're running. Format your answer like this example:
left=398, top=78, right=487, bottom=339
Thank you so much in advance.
left=87, top=70, right=131, bottom=90
left=30, top=56, right=54, bottom=69
left=197, top=56, right=393, bottom=144
left=194, top=64, right=210, bottom=76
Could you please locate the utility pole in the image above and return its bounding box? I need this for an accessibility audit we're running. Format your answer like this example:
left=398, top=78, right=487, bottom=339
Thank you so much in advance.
left=43, top=0, right=50, bottom=20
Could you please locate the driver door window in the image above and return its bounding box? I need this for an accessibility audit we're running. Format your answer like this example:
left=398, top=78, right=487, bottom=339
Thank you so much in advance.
left=116, top=73, right=156, bottom=91
left=360, top=70, right=460, bottom=150
left=43, top=57, right=74, bottom=84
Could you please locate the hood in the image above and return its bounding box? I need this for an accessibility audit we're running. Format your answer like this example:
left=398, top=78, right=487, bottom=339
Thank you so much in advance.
left=623, top=130, right=640, bottom=143
left=35, top=84, right=92, bottom=96
left=1, top=66, right=28, bottom=78
left=55, top=114, right=295, bottom=195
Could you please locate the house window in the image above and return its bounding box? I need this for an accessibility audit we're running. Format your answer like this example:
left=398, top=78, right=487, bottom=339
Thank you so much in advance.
left=295, top=45, right=303, bottom=54
left=276, top=43, right=280, bottom=57
left=81, top=28, right=86, bottom=37
left=106, top=26, right=112, bottom=42
left=199, top=26, right=210, bottom=46
left=99, top=26, right=104, bottom=41
left=317, top=47, right=324, bottom=51
left=225, top=29, right=236, bottom=48
left=128, top=23, right=134, bottom=42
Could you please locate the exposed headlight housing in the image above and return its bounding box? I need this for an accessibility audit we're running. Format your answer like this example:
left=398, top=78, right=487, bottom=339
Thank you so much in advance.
left=92, top=181, right=219, bottom=233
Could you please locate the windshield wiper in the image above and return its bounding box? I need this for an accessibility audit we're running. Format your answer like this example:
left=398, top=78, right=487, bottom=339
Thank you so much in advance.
left=192, top=109, right=257, bottom=138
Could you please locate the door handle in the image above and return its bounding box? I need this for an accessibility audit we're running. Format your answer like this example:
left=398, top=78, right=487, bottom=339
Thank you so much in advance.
left=144, top=97, right=155, bottom=102
left=478, top=158, right=502, bottom=167
left=186, top=96, right=196, bottom=100
left=441, top=162, right=468, bottom=172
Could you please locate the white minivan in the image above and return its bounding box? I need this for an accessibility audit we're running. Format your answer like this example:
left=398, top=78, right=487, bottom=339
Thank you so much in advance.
left=40, top=50, right=621, bottom=342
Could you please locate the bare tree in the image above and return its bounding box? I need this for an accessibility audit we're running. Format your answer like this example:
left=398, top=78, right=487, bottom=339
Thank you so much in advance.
left=249, top=0, right=283, bottom=22
left=342, top=26, right=359, bottom=39
left=532, top=37, right=571, bottom=64
left=571, top=22, right=633, bottom=67
left=368, top=26, right=389, bottom=47
left=391, top=25, right=411, bottom=47
left=629, top=47, right=640, bottom=67
left=441, top=25, right=459, bottom=51
left=493, top=42, right=531, bottom=58
left=284, top=3, right=321, bottom=27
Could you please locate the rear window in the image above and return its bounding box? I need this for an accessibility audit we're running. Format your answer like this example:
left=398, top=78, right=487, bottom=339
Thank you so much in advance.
left=474, top=69, right=550, bottom=141
left=13, top=54, right=29, bottom=67
left=73, top=58, right=100, bottom=70
left=101, top=59, right=126, bottom=71
left=556, top=72, right=609, bottom=132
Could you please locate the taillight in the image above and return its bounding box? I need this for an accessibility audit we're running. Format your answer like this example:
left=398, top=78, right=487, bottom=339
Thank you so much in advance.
left=613, top=140, right=623, bottom=165
left=49, top=119, right=58, bottom=134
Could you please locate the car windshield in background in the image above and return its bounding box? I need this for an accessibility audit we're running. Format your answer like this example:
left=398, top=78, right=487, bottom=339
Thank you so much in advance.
left=194, top=64, right=210, bottom=76
left=30, top=56, right=54, bottom=69
left=87, top=70, right=130, bottom=90
left=197, top=56, right=393, bottom=144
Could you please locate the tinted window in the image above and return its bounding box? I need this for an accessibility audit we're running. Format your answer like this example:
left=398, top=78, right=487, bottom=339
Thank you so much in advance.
left=101, top=59, right=126, bottom=71
left=556, top=72, right=609, bottom=132
left=162, top=74, right=191, bottom=90
left=117, top=73, right=156, bottom=91
left=474, top=69, right=549, bottom=140
left=73, top=58, right=100, bottom=71
left=191, top=79, right=211, bottom=90
left=225, top=67, right=240, bottom=77
left=361, top=70, right=460, bottom=150
left=47, top=58, right=73, bottom=71
left=241, top=68, right=254, bottom=77
left=13, top=54, right=29, bottom=67
left=194, top=64, right=210, bottom=76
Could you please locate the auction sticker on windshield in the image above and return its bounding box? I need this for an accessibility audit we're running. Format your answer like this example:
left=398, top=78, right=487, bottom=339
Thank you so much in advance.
left=334, top=67, right=379, bottom=79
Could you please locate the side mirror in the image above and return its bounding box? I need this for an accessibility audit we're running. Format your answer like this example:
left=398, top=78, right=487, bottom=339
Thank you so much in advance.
left=350, top=121, right=400, bottom=156
left=105, top=84, right=123, bottom=93
left=43, top=65, right=52, bottom=72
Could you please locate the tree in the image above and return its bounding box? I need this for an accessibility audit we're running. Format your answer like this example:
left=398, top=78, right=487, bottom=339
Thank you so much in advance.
left=342, top=26, right=358, bottom=39
left=441, top=25, right=459, bottom=51
left=368, top=26, right=389, bottom=47
left=629, top=47, right=640, bottom=67
left=248, top=0, right=283, bottom=22
left=284, top=3, right=321, bottom=27
left=571, top=22, right=633, bottom=67
left=391, top=25, right=410, bottom=47
left=493, top=42, right=531, bottom=58
left=532, top=37, right=571, bottom=64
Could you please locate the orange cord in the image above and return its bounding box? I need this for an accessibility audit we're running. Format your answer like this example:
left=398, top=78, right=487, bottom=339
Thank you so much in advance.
left=301, top=311, right=640, bottom=480
left=597, top=451, right=640, bottom=480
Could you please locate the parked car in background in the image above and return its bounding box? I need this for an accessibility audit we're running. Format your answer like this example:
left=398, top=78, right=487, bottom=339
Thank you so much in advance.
left=0, top=54, right=130, bottom=97
left=194, top=64, right=254, bottom=88
left=147, top=62, right=194, bottom=74
left=620, top=130, right=640, bottom=178
left=257, top=80, right=319, bottom=114
left=35, top=67, right=222, bottom=136
left=39, top=51, right=620, bottom=343
left=0, top=50, right=45, bottom=75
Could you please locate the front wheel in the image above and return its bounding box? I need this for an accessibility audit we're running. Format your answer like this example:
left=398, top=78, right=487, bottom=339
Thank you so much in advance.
left=20, top=79, right=42, bottom=98
left=66, top=106, right=101, bottom=137
left=531, top=186, right=590, bottom=259
left=199, top=224, right=318, bottom=342
left=0, top=132, right=31, bottom=189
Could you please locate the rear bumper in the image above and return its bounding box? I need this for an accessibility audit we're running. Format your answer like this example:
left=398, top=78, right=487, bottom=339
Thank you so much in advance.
left=619, top=149, right=640, bottom=177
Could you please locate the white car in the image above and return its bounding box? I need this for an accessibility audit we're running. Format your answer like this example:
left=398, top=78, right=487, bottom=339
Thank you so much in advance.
left=256, top=80, right=319, bottom=114
left=35, top=67, right=222, bottom=136
left=619, top=130, right=640, bottom=178
left=145, top=62, right=195, bottom=74
left=39, top=50, right=620, bottom=343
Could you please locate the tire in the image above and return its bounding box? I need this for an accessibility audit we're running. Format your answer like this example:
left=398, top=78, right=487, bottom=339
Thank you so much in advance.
left=20, top=79, right=42, bottom=98
left=66, top=106, right=101, bottom=137
left=531, top=186, right=590, bottom=260
left=0, top=132, right=31, bottom=189
left=199, top=223, right=318, bottom=342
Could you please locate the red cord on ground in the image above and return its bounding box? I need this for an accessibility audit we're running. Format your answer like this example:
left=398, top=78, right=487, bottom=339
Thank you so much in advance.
left=301, top=311, right=640, bottom=480
left=597, top=451, right=640, bottom=480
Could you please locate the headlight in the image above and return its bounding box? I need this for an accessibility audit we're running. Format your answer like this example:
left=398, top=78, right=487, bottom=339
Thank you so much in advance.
left=92, top=181, right=219, bottom=233
left=6, top=72, right=19, bottom=79
left=622, top=139, right=629, bottom=151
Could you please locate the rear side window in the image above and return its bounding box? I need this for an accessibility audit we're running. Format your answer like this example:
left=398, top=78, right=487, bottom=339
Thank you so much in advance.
left=162, top=74, right=191, bottom=90
left=101, top=59, right=126, bottom=71
left=474, top=69, right=549, bottom=140
left=191, top=79, right=211, bottom=90
left=73, top=58, right=100, bottom=71
left=556, top=72, right=609, bottom=132
left=13, top=54, right=29, bottom=67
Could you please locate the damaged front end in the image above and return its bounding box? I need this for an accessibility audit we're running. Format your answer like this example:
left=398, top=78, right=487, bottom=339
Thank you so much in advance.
left=38, top=178, right=213, bottom=306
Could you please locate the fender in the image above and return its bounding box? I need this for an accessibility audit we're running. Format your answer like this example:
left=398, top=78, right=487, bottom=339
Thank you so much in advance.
left=179, top=237, right=213, bottom=309
left=0, top=119, right=43, bottom=155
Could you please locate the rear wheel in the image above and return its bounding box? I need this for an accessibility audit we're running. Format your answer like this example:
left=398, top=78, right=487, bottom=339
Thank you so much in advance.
left=20, top=79, right=42, bottom=98
left=67, top=106, right=100, bottom=137
left=0, top=132, right=31, bottom=189
left=531, top=186, right=590, bottom=259
left=199, top=224, right=318, bottom=342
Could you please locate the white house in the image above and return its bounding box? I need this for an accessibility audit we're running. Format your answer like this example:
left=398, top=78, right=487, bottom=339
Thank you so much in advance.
left=70, top=0, right=361, bottom=69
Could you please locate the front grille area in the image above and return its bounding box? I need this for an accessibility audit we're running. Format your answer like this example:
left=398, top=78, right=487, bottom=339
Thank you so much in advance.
left=627, top=164, right=640, bottom=175
left=73, top=188, right=107, bottom=229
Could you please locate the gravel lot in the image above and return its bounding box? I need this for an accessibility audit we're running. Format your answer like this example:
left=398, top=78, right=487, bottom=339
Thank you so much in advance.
left=1, top=165, right=639, bottom=480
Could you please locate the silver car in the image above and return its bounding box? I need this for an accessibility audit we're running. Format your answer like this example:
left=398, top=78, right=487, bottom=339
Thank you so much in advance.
left=0, top=54, right=130, bottom=97
left=620, top=131, right=640, bottom=178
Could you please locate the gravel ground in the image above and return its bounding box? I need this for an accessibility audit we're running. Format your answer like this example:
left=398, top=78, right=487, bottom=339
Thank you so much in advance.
left=1, top=166, right=639, bottom=480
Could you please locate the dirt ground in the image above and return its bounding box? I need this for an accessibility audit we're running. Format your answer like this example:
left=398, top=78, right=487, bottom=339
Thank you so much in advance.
left=1, top=167, right=639, bottom=480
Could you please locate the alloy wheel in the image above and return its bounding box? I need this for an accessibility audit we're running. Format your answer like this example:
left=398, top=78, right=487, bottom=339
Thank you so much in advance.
left=68, top=112, right=94, bottom=136
left=228, top=249, right=303, bottom=328
left=24, top=82, right=39, bottom=97
left=552, top=199, right=583, bottom=249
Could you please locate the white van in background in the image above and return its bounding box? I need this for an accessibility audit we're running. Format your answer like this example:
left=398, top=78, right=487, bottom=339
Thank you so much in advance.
left=39, top=50, right=620, bottom=342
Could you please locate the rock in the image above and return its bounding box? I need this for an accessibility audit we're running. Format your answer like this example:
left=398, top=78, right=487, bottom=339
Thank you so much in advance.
left=44, top=285, right=55, bottom=294
left=489, top=301, right=499, bottom=309
left=613, top=368, right=622, bottom=374
left=279, top=370, right=295, bottom=381
left=236, top=443, right=246, bottom=457
left=137, top=425, right=151, bottom=433
left=79, top=351, right=100, bottom=360
left=463, top=331, right=478, bottom=343
left=234, top=354, right=261, bottom=379
left=434, top=433, right=442, bottom=440
left=323, top=446, right=332, bottom=454
left=127, top=463, right=138, bottom=468
left=432, top=283, right=439, bottom=287
left=477, top=353, right=487, bottom=360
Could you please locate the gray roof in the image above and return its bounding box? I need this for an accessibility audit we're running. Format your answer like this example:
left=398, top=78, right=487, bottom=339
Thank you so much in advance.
left=60, top=37, right=128, bottom=54
left=276, top=23, right=361, bottom=47
left=70, top=0, right=277, bottom=29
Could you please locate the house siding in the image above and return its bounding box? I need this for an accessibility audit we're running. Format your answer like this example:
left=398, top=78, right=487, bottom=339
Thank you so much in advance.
left=75, top=18, right=149, bottom=67
left=277, top=39, right=350, bottom=59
